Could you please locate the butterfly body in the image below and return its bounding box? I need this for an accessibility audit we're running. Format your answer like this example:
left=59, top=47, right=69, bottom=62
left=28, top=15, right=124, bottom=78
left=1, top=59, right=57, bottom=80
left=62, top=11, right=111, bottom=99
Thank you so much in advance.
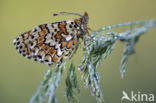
left=13, top=12, right=89, bottom=66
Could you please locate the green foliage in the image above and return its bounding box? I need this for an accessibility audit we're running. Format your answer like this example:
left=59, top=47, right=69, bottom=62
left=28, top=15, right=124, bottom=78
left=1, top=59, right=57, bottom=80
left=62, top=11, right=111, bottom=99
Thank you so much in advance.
left=29, top=62, right=66, bottom=103
left=29, top=20, right=156, bottom=103
left=65, top=62, right=80, bottom=103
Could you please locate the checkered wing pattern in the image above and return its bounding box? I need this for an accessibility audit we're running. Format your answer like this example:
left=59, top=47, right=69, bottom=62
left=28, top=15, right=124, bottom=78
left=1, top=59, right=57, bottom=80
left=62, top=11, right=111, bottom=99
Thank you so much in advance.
left=13, top=19, right=84, bottom=66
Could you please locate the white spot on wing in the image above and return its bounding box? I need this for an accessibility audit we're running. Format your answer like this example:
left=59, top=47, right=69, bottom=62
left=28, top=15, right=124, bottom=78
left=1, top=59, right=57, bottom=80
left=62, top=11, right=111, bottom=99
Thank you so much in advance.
left=57, top=48, right=62, bottom=56
left=66, top=35, right=72, bottom=41
left=47, top=24, right=54, bottom=33
left=49, top=40, right=56, bottom=46
left=45, top=33, right=52, bottom=44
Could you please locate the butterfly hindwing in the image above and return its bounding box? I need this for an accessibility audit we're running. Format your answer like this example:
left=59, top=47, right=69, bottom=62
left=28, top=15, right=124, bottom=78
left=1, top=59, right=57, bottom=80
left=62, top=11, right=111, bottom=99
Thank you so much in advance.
left=13, top=19, right=80, bottom=66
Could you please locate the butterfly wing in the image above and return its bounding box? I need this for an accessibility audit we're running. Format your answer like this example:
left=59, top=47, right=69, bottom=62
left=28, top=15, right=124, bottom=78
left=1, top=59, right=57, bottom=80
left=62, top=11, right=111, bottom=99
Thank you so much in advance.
left=13, top=20, right=80, bottom=66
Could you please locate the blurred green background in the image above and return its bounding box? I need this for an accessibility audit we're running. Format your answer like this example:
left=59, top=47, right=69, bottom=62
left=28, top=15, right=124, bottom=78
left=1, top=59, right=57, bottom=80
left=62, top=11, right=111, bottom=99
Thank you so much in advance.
left=0, top=0, right=156, bottom=103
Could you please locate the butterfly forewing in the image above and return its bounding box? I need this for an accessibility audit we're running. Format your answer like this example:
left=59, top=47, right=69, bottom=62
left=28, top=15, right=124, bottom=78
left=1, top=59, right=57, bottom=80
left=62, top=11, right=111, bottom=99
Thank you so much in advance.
left=13, top=19, right=82, bottom=66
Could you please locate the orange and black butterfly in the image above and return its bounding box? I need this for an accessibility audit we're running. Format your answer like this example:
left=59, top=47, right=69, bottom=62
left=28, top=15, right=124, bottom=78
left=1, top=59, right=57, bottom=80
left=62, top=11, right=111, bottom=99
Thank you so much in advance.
left=13, top=12, right=91, bottom=66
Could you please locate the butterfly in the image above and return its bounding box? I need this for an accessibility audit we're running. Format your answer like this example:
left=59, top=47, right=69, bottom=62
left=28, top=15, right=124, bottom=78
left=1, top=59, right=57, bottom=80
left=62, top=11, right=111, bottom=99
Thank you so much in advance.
left=13, top=12, right=91, bottom=66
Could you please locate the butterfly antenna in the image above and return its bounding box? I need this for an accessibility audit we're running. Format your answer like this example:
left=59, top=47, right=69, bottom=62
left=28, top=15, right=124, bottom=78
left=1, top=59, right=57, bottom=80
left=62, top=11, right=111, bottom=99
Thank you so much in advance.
left=53, top=12, right=84, bottom=18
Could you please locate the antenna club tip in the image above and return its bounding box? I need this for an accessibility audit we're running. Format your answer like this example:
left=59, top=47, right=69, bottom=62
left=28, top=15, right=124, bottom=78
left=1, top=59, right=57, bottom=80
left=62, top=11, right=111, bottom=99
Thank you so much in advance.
left=53, top=13, right=58, bottom=16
